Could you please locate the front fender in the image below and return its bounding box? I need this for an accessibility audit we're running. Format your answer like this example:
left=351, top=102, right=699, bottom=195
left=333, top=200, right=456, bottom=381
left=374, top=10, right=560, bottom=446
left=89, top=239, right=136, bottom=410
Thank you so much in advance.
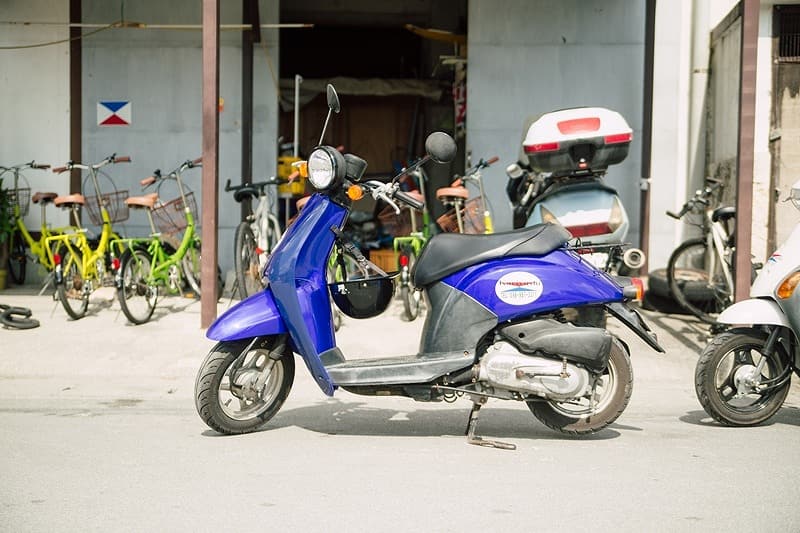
left=717, top=298, right=791, bottom=327
left=206, top=288, right=287, bottom=341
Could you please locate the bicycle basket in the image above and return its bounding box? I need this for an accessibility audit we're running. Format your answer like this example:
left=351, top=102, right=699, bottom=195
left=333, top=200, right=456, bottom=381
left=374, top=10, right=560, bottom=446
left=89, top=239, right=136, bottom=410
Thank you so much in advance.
left=436, top=197, right=485, bottom=234
left=329, top=273, right=397, bottom=319
left=152, top=192, right=198, bottom=235
left=8, top=188, right=31, bottom=217
left=377, top=204, right=423, bottom=237
left=85, top=190, right=130, bottom=225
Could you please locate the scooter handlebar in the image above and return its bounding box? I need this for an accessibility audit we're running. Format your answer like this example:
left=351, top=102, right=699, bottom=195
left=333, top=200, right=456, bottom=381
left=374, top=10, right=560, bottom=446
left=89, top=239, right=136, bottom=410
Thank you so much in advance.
left=395, top=190, right=424, bottom=211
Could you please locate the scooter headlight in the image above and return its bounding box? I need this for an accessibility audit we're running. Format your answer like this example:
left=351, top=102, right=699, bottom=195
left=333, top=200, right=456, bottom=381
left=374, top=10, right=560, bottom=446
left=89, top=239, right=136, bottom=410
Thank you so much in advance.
left=307, top=146, right=346, bottom=190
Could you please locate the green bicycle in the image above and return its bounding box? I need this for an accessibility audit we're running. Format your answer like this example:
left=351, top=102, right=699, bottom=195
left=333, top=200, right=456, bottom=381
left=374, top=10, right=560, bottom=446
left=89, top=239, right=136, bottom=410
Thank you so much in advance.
left=115, top=158, right=220, bottom=325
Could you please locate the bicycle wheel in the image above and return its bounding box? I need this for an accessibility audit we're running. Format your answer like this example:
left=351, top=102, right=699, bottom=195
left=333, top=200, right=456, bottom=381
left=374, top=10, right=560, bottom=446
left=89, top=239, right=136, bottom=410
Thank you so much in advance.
left=181, top=242, right=224, bottom=299
left=7, top=232, right=27, bottom=284
left=234, top=222, right=265, bottom=298
left=399, top=249, right=421, bottom=321
left=118, top=247, right=157, bottom=325
left=667, top=238, right=733, bottom=324
left=56, top=246, right=89, bottom=320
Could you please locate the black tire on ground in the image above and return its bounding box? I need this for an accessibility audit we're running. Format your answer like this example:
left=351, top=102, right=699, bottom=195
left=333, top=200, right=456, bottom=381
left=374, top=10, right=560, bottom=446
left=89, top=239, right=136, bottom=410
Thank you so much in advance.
left=234, top=222, right=265, bottom=299
left=195, top=336, right=295, bottom=435
left=667, top=238, right=732, bottom=324
left=56, top=246, right=88, bottom=320
left=527, top=338, right=632, bottom=435
left=646, top=268, right=670, bottom=298
left=7, top=232, right=27, bottom=285
left=117, top=247, right=157, bottom=325
left=695, top=329, right=791, bottom=426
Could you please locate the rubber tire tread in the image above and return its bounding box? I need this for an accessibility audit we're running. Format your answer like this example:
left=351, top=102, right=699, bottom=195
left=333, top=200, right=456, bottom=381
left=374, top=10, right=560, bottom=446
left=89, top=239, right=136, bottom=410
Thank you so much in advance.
left=666, top=238, right=729, bottom=324
left=7, top=233, right=27, bottom=284
left=694, top=329, right=791, bottom=426
left=117, top=247, right=156, bottom=325
left=194, top=338, right=295, bottom=435
left=56, top=245, right=88, bottom=320
left=527, top=338, right=632, bottom=435
left=234, top=221, right=265, bottom=299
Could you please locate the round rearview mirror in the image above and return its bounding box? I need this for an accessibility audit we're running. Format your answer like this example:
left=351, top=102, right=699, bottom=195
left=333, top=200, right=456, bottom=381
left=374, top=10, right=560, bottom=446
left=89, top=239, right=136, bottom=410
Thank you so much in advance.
left=424, top=132, right=457, bottom=164
left=327, top=84, right=340, bottom=114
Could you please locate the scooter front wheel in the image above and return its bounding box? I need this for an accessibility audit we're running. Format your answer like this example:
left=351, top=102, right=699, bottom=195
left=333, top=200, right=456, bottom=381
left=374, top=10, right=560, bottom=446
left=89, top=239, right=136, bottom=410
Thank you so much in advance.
left=527, top=338, right=632, bottom=435
left=695, top=329, right=791, bottom=426
left=195, top=336, right=295, bottom=435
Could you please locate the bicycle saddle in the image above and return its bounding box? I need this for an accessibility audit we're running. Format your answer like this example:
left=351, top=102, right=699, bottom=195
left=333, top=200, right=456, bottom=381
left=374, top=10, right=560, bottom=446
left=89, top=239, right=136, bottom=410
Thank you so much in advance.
left=436, top=186, right=469, bottom=201
left=412, top=222, right=572, bottom=287
left=712, top=206, right=736, bottom=223
left=232, top=186, right=260, bottom=203
left=32, top=192, right=58, bottom=204
left=54, top=194, right=85, bottom=207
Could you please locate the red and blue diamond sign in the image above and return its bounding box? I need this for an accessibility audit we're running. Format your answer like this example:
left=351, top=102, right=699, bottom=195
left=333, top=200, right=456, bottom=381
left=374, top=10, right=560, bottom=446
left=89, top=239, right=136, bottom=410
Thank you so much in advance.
left=97, top=100, right=131, bottom=126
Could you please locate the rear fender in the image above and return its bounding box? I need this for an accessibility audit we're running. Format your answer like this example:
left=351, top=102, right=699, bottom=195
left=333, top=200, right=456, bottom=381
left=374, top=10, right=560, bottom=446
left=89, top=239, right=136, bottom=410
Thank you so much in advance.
left=206, top=288, right=287, bottom=341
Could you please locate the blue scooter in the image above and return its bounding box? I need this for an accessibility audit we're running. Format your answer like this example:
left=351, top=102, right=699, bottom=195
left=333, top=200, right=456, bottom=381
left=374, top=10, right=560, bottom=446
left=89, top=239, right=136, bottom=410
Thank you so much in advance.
left=195, top=85, right=664, bottom=449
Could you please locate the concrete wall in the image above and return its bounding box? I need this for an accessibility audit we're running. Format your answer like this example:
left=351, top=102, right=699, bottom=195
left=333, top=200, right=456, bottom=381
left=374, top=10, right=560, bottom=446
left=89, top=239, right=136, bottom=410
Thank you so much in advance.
left=80, top=0, right=280, bottom=280
left=1, top=1, right=72, bottom=231
left=467, top=0, right=646, bottom=244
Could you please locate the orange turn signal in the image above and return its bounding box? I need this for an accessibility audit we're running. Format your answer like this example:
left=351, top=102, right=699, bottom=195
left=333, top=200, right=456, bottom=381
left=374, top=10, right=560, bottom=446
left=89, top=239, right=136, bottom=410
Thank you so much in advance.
left=777, top=271, right=800, bottom=299
left=631, top=277, right=644, bottom=301
left=347, top=185, right=364, bottom=201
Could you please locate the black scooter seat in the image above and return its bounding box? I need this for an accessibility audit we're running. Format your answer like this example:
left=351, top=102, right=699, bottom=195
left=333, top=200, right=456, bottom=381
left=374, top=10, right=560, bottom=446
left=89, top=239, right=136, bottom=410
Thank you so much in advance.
left=412, top=223, right=572, bottom=287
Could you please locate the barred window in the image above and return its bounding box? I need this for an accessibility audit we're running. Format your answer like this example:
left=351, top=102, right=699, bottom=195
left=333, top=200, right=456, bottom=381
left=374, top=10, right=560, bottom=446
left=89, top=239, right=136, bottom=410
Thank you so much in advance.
left=778, top=5, right=800, bottom=62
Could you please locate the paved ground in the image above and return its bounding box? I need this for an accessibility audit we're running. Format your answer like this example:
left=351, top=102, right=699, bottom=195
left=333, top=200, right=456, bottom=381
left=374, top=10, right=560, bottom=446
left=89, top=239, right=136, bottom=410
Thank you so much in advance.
left=0, top=284, right=798, bottom=532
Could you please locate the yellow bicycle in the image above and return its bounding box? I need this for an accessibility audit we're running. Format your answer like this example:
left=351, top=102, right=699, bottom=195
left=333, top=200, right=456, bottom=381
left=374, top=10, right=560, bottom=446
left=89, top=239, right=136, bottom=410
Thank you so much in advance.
left=47, top=154, right=130, bottom=319
left=1, top=161, right=75, bottom=287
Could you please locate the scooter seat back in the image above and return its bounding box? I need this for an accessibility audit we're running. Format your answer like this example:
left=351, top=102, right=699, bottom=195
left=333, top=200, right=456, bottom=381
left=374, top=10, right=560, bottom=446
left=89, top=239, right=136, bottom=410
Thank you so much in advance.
left=412, top=222, right=571, bottom=287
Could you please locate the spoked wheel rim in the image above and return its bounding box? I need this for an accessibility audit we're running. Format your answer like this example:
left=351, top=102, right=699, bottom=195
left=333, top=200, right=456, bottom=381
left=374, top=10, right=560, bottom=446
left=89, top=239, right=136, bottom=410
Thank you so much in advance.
left=219, top=348, right=285, bottom=421
left=549, top=357, right=619, bottom=418
left=119, top=249, right=157, bottom=323
left=238, top=225, right=265, bottom=297
left=58, top=248, right=89, bottom=318
left=711, top=343, right=783, bottom=413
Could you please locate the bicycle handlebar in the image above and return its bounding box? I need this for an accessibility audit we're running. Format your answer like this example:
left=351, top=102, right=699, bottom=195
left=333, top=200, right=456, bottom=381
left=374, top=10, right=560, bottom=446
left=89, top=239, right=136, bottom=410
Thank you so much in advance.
left=224, top=176, right=287, bottom=194
left=113, top=155, right=131, bottom=163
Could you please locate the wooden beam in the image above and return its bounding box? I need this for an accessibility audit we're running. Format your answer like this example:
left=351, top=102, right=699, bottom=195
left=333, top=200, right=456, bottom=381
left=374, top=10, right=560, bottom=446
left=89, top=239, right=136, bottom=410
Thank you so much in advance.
left=735, top=0, right=758, bottom=302
left=201, top=0, right=220, bottom=328
left=69, top=0, right=81, bottom=196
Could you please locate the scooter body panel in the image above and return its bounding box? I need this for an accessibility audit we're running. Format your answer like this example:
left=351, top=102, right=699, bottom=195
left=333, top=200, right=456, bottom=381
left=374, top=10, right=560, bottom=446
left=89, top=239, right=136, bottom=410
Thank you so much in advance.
left=206, top=289, right=287, bottom=340
left=717, top=298, right=792, bottom=328
left=527, top=184, right=628, bottom=245
left=442, top=250, right=623, bottom=322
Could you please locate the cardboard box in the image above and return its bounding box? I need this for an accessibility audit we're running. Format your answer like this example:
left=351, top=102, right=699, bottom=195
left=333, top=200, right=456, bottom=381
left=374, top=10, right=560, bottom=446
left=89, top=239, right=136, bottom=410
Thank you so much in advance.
left=368, top=248, right=398, bottom=273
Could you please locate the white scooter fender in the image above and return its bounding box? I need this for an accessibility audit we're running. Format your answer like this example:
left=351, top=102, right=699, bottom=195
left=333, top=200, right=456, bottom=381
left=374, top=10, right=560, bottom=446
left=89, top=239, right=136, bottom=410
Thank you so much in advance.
left=716, top=298, right=792, bottom=328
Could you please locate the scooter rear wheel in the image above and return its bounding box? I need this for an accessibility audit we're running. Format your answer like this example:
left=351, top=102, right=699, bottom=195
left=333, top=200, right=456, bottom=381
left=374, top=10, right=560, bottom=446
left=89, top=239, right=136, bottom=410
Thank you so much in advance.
left=195, top=336, right=295, bottom=435
left=527, top=338, right=632, bottom=435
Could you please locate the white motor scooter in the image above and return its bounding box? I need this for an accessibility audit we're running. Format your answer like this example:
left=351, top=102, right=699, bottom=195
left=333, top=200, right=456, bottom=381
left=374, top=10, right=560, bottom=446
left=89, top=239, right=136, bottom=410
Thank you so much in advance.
left=694, top=180, right=800, bottom=426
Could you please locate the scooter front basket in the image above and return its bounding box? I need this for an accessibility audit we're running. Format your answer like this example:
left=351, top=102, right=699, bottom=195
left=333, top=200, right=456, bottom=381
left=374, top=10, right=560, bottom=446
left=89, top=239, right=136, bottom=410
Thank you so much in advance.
left=329, top=274, right=397, bottom=319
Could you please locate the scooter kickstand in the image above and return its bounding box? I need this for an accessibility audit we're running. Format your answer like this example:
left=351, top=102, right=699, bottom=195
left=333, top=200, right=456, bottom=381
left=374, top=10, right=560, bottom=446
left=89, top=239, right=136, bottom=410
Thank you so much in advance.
left=465, top=400, right=516, bottom=451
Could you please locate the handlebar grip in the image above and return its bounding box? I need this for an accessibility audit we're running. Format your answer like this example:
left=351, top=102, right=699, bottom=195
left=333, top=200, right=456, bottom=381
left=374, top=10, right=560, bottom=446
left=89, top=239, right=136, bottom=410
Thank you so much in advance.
left=140, top=176, right=156, bottom=187
left=114, top=156, right=131, bottom=163
left=287, top=170, right=300, bottom=182
left=395, top=190, right=424, bottom=211
left=52, top=166, right=68, bottom=174
left=666, top=210, right=681, bottom=220
left=192, top=157, right=202, bottom=166
left=224, top=179, right=233, bottom=191
left=450, top=178, right=463, bottom=188
left=33, top=164, right=51, bottom=170
left=486, top=156, right=500, bottom=166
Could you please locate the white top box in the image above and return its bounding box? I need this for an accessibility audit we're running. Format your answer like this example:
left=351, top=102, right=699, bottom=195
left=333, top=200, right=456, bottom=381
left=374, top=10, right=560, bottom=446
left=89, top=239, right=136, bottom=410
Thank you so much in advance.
left=523, top=107, right=632, bottom=176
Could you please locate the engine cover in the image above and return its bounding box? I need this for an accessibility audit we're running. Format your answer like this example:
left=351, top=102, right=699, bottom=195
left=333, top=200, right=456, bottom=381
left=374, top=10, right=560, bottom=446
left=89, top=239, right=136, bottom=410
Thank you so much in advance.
left=478, top=342, right=591, bottom=400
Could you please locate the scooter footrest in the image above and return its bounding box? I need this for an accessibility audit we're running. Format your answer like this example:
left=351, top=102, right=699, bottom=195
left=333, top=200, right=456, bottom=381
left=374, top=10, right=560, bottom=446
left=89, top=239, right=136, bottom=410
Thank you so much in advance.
left=325, top=351, right=473, bottom=386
